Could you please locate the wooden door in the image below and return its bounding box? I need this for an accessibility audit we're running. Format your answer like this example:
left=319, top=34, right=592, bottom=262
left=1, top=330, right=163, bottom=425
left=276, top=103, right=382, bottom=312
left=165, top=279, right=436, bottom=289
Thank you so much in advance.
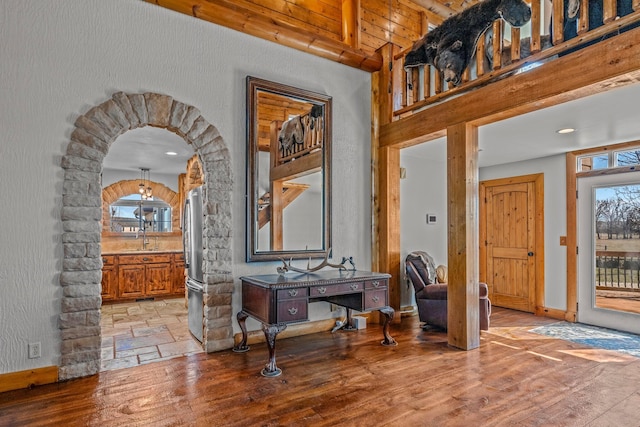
left=118, top=264, right=145, bottom=299
left=101, top=265, right=118, bottom=301
left=480, top=174, right=544, bottom=313
left=146, top=262, right=172, bottom=295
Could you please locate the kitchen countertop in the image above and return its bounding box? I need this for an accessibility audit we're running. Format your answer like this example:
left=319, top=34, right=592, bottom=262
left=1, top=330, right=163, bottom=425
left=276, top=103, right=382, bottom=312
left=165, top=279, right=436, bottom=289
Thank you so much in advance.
left=102, top=250, right=183, bottom=256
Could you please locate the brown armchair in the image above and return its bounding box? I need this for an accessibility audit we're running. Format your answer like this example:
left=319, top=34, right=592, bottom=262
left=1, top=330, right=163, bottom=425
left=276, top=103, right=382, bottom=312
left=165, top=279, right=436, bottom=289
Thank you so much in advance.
left=405, top=251, right=491, bottom=331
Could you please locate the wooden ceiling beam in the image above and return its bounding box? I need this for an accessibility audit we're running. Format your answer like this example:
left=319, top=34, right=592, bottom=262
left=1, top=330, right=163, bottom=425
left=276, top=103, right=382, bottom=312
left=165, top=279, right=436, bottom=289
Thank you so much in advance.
left=145, top=0, right=383, bottom=72
left=408, top=0, right=457, bottom=19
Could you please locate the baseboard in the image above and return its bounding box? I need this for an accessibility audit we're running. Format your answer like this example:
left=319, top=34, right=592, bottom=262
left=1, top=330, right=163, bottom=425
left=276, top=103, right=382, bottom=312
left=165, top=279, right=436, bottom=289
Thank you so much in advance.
left=233, top=318, right=339, bottom=347
left=0, top=366, right=58, bottom=394
left=536, top=306, right=566, bottom=320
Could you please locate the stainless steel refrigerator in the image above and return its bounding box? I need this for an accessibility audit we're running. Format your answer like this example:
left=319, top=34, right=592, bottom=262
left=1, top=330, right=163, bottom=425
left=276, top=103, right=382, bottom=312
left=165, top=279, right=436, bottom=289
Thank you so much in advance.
left=183, top=185, right=204, bottom=342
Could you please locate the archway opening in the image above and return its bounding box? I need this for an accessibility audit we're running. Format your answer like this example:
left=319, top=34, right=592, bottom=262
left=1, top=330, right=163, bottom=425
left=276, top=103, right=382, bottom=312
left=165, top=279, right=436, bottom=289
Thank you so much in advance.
left=60, top=92, right=234, bottom=380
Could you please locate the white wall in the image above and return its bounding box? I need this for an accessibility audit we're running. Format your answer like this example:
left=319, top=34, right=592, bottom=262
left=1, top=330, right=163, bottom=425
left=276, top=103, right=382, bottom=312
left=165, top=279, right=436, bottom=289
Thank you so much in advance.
left=480, top=154, right=568, bottom=311
left=400, top=140, right=448, bottom=307
left=401, top=144, right=568, bottom=312
left=0, top=1, right=371, bottom=374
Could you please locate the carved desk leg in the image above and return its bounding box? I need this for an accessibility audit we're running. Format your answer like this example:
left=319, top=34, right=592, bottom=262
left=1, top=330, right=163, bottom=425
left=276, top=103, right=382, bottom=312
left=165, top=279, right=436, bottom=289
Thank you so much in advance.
left=232, top=310, right=250, bottom=353
left=261, top=323, right=287, bottom=377
left=379, top=306, right=398, bottom=347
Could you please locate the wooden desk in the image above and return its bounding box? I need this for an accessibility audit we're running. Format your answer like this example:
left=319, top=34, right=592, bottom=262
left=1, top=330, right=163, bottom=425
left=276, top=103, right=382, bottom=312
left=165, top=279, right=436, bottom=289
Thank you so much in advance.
left=233, top=270, right=396, bottom=376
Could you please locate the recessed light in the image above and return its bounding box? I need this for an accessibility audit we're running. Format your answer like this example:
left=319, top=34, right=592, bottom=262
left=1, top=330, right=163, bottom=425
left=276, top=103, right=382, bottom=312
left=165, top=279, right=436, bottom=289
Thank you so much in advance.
left=165, top=151, right=178, bottom=156
left=556, top=128, right=576, bottom=134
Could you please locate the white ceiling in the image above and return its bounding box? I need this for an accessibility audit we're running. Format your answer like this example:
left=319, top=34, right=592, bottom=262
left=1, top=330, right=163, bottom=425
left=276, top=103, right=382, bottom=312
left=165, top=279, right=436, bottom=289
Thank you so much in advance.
left=103, top=81, right=640, bottom=175
left=403, top=81, right=640, bottom=167
left=103, top=127, right=195, bottom=176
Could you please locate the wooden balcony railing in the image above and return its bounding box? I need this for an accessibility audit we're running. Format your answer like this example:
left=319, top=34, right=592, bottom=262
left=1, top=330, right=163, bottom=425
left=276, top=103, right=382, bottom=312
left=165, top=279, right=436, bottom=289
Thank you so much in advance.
left=596, top=251, right=640, bottom=291
left=390, top=0, right=640, bottom=119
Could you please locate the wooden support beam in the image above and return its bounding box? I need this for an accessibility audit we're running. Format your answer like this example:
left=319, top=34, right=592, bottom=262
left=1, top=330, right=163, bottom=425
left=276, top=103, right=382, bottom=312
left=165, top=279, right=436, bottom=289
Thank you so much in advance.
left=145, top=0, right=382, bottom=72
left=409, top=0, right=457, bottom=19
left=446, top=122, right=480, bottom=350
left=341, top=0, right=360, bottom=49
left=565, top=152, right=578, bottom=322
left=370, top=44, right=395, bottom=274
left=377, top=145, right=401, bottom=313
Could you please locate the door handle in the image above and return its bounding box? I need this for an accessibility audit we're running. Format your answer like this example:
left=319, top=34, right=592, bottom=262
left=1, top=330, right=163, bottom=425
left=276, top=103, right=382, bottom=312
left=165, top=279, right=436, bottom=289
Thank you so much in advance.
left=528, top=252, right=534, bottom=256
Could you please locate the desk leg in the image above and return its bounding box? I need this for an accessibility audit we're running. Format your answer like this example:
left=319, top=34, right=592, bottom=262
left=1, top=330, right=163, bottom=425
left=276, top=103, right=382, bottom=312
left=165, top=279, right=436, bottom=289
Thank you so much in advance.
left=262, top=323, right=287, bottom=377
left=232, top=310, right=250, bottom=353
left=379, top=307, right=398, bottom=346
left=342, top=307, right=357, bottom=331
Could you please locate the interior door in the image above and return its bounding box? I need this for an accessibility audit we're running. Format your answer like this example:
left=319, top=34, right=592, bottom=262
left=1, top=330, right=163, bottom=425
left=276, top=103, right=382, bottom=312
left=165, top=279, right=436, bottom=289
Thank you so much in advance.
left=480, top=174, right=543, bottom=313
left=577, top=172, right=640, bottom=334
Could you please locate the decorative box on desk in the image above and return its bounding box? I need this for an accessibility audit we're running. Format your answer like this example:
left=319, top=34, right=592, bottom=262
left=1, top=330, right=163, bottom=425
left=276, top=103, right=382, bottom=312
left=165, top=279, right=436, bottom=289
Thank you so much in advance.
left=233, top=269, right=396, bottom=377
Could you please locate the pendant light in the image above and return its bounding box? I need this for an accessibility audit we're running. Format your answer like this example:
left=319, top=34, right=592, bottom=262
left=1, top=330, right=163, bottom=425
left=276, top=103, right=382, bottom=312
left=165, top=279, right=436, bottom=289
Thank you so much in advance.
left=139, top=168, right=153, bottom=200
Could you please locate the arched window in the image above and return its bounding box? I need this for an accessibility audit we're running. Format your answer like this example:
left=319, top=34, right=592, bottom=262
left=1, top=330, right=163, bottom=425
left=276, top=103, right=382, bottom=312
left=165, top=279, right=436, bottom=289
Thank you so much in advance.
left=109, top=194, right=172, bottom=233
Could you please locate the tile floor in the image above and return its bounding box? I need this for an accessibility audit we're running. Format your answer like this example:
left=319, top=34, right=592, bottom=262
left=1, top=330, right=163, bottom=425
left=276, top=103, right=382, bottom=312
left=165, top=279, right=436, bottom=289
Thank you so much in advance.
left=100, top=298, right=203, bottom=372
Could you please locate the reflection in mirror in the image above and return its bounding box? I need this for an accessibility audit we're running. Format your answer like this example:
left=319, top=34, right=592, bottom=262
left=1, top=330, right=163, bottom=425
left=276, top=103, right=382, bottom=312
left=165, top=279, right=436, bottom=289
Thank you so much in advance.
left=594, top=184, right=640, bottom=315
left=109, top=194, right=172, bottom=233
left=247, top=76, right=332, bottom=261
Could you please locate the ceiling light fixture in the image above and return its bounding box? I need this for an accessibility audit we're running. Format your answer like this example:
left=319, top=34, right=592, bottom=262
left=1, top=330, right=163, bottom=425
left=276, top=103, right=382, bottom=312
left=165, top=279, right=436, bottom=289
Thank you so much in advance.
left=139, top=168, right=153, bottom=200
left=165, top=151, right=177, bottom=156
left=556, top=128, right=576, bottom=134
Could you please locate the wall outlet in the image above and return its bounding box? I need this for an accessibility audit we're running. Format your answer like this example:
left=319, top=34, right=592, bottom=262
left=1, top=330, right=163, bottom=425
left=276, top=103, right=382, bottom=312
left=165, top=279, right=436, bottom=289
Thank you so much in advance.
left=28, top=342, right=41, bottom=359
left=426, top=213, right=437, bottom=224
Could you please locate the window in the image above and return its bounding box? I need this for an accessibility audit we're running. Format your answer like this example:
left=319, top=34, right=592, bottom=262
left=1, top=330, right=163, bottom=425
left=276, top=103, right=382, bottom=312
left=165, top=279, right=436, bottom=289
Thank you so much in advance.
left=577, top=147, right=640, bottom=172
left=615, top=149, right=640, bottom=167
left=109, top=194, right=172, bottom=233
left=577, top=154, right=609, bottom=171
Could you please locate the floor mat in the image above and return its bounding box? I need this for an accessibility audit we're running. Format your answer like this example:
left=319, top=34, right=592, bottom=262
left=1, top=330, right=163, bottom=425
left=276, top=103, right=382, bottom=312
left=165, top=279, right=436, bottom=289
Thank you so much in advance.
left=529, top=322, right=640, bottom=358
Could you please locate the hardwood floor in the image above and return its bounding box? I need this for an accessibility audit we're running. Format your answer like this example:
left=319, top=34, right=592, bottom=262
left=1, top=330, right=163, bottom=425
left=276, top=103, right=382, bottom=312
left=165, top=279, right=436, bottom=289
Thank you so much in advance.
left=2, top=307, right=640, bottom=426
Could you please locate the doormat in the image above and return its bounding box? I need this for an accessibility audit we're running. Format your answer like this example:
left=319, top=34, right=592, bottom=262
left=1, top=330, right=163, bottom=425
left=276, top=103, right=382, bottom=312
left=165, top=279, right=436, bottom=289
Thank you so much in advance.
left=529, top=322, right=640, bottom=358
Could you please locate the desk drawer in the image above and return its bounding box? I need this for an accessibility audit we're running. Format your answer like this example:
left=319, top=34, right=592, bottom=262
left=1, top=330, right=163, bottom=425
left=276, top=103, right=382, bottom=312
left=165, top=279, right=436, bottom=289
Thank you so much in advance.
left=277, top=300, right=308, bottom=323
left=277, top=287, right=308, bottom=300
left=310, top=281, right=363, bottom=297
left=364, top=289, right=388, bottom=310
left=365, top=279, right=387, bottom=289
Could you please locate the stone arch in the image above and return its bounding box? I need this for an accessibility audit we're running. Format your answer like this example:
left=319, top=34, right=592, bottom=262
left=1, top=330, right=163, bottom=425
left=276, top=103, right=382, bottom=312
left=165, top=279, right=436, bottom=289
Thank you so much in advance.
left=101, top=180, right=180, bottom=232
left=60, top=92, right=233, bottom=380
left=185, top=155, right=204, bottom=194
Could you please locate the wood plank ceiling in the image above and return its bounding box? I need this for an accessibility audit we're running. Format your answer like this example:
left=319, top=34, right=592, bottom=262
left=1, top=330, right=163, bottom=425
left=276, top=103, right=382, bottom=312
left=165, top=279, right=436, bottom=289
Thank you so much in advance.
left=144, top=0, right=477, bottom=71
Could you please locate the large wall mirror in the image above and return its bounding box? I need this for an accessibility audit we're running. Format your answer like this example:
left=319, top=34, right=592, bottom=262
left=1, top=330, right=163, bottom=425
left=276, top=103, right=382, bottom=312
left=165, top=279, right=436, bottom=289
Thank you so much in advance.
left=246, top=76, right=332, bottom=262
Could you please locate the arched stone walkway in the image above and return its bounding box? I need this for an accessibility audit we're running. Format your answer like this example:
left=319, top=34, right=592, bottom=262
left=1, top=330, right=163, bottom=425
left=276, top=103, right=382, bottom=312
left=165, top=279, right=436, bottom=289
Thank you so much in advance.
left=60, top=92, right=233, bottom=380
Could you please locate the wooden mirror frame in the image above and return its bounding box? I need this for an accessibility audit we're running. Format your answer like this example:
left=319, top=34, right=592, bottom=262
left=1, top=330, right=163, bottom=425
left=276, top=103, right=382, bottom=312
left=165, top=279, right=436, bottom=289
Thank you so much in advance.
left=246, top=76, right=332, bottom=262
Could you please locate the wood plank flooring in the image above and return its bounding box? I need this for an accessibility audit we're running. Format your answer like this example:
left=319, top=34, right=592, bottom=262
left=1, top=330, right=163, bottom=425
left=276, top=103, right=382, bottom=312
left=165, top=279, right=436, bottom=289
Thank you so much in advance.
left=2, top=307, right=640, bottom=426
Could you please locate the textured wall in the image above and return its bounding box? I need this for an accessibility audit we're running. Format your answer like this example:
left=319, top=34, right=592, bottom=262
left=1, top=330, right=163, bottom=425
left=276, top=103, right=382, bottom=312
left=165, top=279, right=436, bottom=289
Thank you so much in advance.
left=400, top=146, right=568, bottom=312
left=0, top=0, right=371, bottom=375
left=480, top=154, right=568, bottom=311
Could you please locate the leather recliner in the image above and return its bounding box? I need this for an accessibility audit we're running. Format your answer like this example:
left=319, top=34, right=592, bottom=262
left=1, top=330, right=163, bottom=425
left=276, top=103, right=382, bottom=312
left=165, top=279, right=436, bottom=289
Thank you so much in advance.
left=405, top=251, right=491, bottom=331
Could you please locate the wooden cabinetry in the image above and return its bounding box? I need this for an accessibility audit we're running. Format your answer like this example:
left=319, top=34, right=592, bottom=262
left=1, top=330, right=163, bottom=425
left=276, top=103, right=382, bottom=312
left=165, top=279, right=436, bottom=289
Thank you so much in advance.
left=118, top=253, right=173, bottom=299
left=172, top=253, right=186, bottom=294
left=101, top=255, right=117, bottom=301
left=101, top=252, right=186, bottom=303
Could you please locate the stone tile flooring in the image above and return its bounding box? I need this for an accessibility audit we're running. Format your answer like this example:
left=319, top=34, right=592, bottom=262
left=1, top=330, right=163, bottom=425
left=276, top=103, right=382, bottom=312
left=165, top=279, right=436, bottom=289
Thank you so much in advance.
left=100, top=298, right=203, bottom=372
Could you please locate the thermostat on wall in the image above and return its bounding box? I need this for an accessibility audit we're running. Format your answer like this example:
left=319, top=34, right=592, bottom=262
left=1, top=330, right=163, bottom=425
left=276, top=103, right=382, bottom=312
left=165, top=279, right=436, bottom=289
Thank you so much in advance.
left=426, top=213, right=437, bottom=224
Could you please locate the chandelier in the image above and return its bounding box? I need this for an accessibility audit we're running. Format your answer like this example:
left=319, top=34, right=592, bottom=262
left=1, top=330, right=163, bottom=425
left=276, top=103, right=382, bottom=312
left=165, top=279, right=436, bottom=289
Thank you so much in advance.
left=138, top=168, right=153, bottom=200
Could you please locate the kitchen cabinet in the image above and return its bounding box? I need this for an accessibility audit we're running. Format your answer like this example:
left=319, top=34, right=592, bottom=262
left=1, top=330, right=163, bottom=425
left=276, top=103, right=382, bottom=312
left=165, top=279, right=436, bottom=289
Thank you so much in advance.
left=118, top=253, right=172, bottom=299
left=101, top=255, right=117, bottom=301
left=172, top=253, right=186, bottom=294
left=101, top=252, right=185, bottom=302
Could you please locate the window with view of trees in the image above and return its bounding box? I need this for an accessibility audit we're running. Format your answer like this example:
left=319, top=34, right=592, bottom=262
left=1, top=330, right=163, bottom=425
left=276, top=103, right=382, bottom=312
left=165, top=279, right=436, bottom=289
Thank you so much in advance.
left=594, top=183, right=640, bottom=314
left=578, top=148, right=640, bottom=172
